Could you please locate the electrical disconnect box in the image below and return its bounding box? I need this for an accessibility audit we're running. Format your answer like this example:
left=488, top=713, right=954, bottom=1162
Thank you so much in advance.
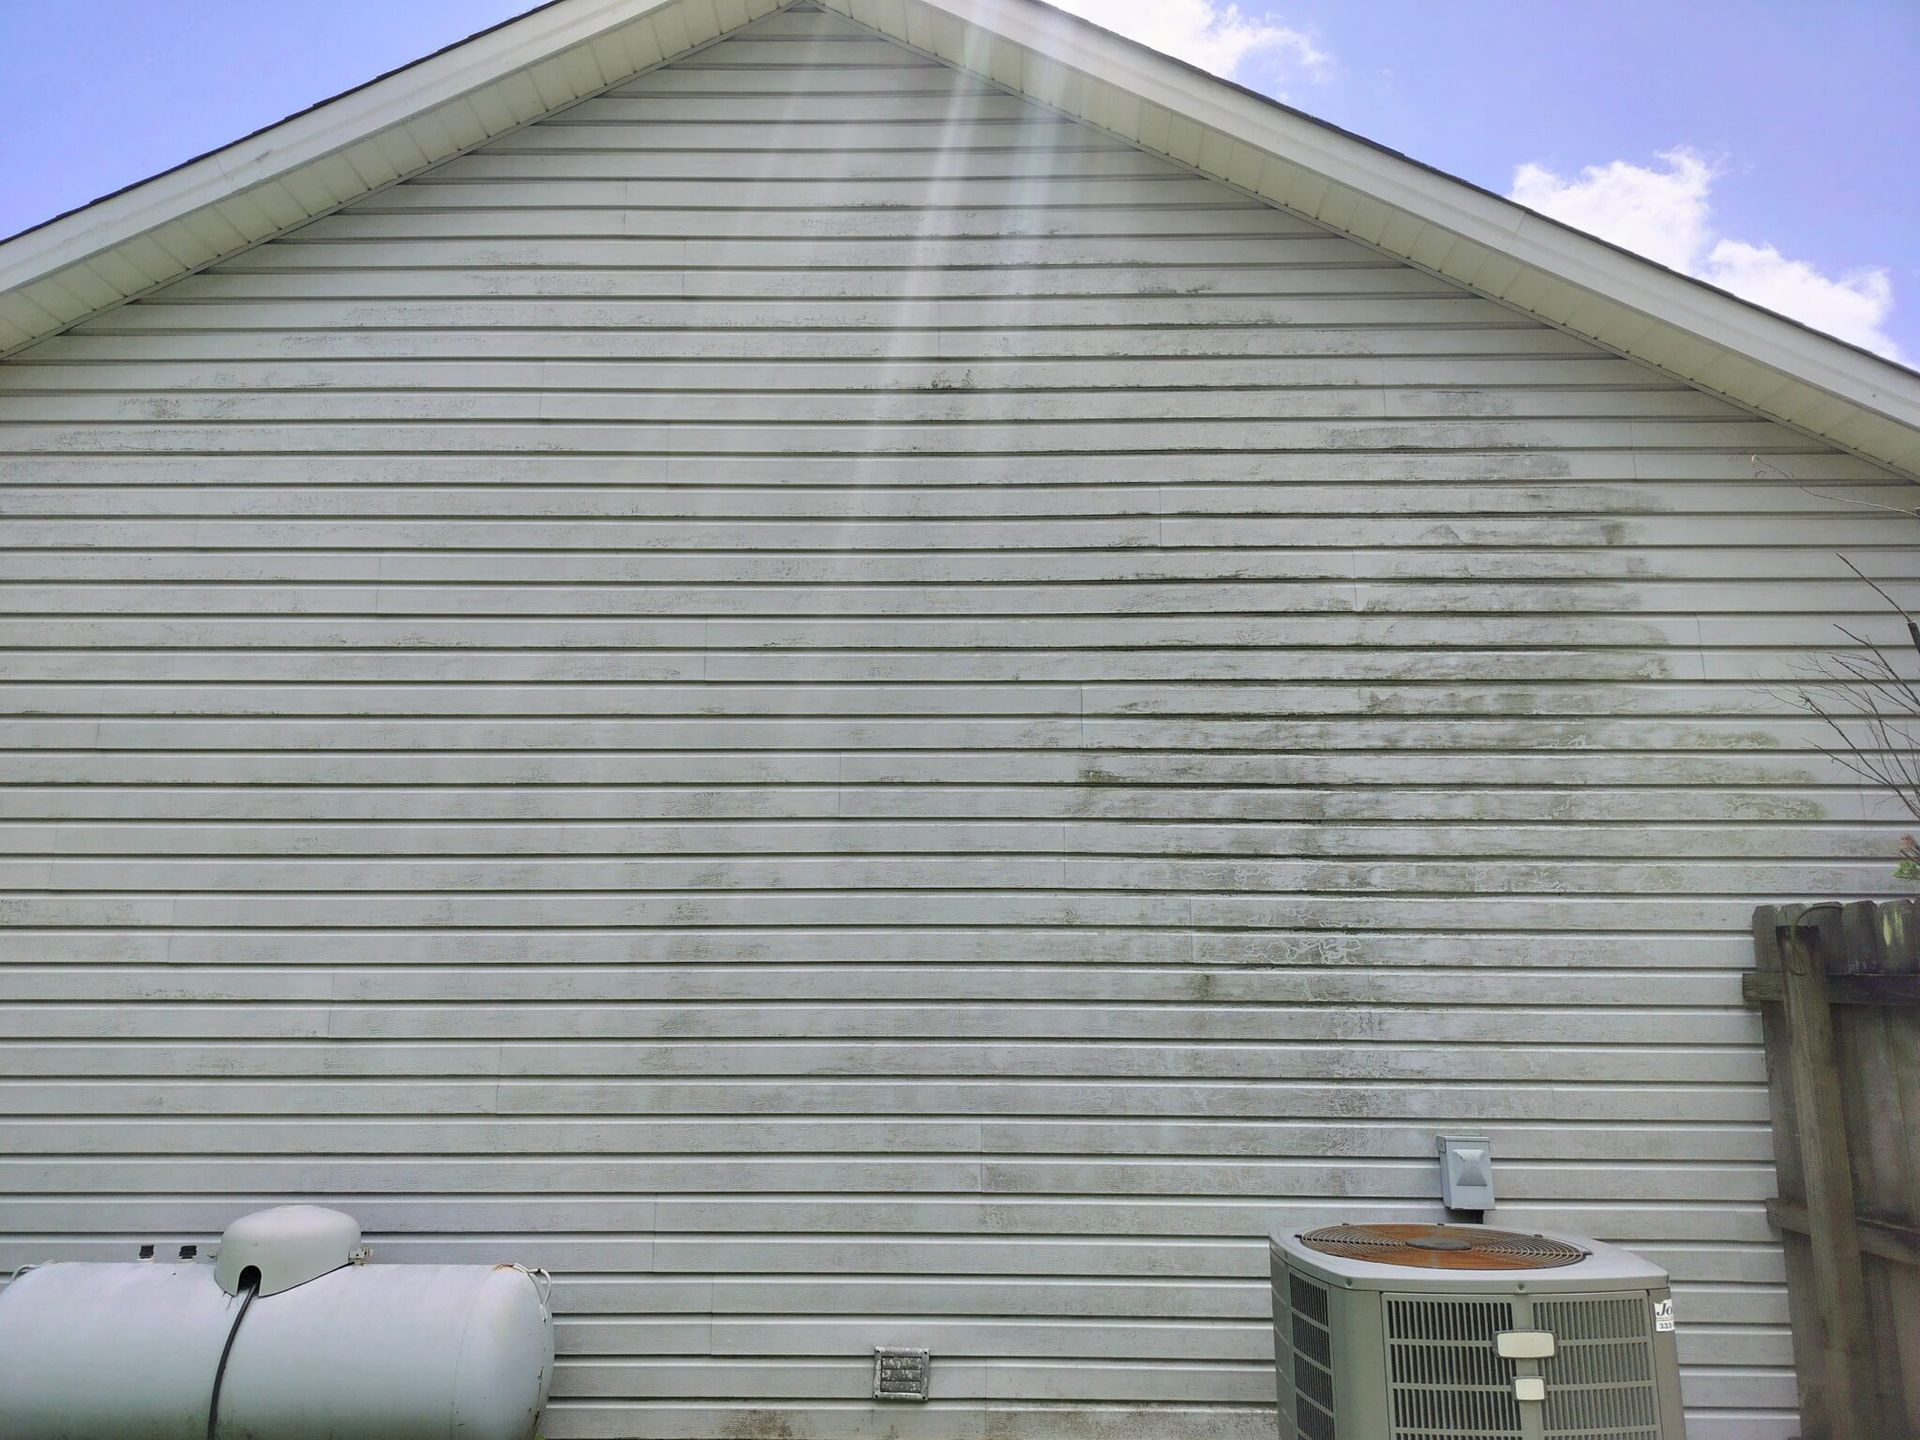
left=1437, top=1134, right=1496, bottom=1213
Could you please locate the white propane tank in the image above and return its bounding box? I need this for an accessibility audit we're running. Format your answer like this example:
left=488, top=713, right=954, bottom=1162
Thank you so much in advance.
left=0, top=1206, right=554, bottom=1440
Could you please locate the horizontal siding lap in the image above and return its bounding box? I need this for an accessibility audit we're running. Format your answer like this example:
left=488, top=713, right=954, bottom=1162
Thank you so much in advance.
left=0, top=573, right=1905, bottom=611
left=0, top=1118, right=1777, bottom=1162
left=0, top=10, right=1898, bottom=1439
left=0, top=789, right=1879, bottom=825
left=0, top=820, right=1907, bottom=860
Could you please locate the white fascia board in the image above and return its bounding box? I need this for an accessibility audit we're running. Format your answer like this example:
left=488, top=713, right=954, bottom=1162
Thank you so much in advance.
left=0, top=0, right=733, bottom=304
left=1505, top=212, right=1920, bottom=425
left=830, top=0, right=1920, bottom=476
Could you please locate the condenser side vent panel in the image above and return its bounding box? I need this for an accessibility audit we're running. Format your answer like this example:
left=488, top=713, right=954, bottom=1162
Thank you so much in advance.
left=1537, top=1295, right=1661, bottom=1440
left=1384, top=1296, right=1523, bottom=1440
left=1286, top=1272, right=1336, bottom=1440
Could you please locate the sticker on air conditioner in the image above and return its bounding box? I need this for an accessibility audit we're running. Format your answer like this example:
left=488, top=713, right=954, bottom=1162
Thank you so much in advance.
left=1653, top=1298, right=1676, bottom=1333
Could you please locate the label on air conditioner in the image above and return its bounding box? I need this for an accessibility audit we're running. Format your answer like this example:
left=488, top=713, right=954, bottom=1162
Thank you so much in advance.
left=1652, top=1298, right=1677, bottom=1333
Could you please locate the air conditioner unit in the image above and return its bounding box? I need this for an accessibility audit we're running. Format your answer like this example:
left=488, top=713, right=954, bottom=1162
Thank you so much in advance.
left=1271, top=1223, right=1687, bottom=1440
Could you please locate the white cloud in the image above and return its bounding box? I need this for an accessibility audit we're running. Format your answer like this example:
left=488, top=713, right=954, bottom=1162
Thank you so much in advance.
left=1510, top=149, right=1902, bottom=361
left=1702, top=238, right=1898, bottom=357
left=1045, top=1, right=1327, bottom=82
left=1511, top=150, right=1712, bottom=275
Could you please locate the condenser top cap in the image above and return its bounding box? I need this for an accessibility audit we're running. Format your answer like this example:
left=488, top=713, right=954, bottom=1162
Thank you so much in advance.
left=1302, top=1223, right=1586, bottom=1270
left=1272, top=1221, right=1671, bottom=1294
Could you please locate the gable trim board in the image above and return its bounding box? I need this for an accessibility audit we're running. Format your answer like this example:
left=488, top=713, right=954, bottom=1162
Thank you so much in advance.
left=3, top=0, right=1919, bottom=477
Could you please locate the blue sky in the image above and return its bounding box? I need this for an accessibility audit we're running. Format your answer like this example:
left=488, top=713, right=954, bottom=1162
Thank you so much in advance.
left=2, top=0, right=1916, bottom=361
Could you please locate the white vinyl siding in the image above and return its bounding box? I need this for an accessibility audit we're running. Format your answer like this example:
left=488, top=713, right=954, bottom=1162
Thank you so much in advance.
left=0, top=9, right=1913, bottom=1440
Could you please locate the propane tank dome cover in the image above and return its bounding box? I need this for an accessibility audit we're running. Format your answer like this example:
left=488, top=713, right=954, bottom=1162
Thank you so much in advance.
left=215, top=1205, right=360, bottom=1297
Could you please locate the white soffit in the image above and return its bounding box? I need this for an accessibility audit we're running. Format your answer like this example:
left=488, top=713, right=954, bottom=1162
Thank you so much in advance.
left=3, top=0, right=1918, bottom=479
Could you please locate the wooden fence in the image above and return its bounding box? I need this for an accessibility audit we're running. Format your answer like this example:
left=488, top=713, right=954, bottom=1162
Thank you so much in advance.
left=1748, top=900, right=1919, bottom=1440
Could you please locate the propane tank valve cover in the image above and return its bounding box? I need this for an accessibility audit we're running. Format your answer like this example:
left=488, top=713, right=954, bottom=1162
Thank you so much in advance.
left=214, top=1205, right=360, bottom=1297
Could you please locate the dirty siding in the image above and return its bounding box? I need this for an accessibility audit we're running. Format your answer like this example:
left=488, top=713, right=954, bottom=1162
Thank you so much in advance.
left=0, top=7, right=1915, bottom=1440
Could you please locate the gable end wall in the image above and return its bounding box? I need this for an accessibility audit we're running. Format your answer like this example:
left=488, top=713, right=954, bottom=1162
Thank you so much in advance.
left=1, top=10, right=1915, bottom=1439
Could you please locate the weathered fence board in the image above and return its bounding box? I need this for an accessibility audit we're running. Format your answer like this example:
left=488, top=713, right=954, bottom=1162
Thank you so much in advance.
left=1751, top=900, right=1920, bottom=1439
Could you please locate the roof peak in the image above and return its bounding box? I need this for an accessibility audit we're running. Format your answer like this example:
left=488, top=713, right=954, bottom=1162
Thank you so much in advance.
left=3, top=0, right=1916, bottom=475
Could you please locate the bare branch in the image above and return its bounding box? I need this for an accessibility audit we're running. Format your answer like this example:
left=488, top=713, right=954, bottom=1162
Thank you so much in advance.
left=1836, top=555, right=1920, bottom=660
left=1778, top=558, right=1920, bottom=835
left=1795, top=484, right=1920, bottom=522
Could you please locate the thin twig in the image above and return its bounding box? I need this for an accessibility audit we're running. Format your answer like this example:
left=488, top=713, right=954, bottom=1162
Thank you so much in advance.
left=1779, top=569, right=1920, bottom=829
left=1836, top=556, right=1920, bottom=657
left=1795, top=484, right=1920, bottom=521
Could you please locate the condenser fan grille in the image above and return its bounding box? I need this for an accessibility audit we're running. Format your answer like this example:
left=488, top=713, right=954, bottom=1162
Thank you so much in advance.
left=1300, top=1224, right=1587, bottom=1271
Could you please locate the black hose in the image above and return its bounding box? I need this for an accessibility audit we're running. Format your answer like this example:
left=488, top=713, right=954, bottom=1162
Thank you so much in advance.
left=206, top=1270, right=259, bottom=1440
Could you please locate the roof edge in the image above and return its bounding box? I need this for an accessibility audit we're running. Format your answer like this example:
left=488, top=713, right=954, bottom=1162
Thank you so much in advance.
left=0, top=0, right=582, bottom=253
left=3, top=0, right=1917, bottom=477
left=0, top=0, right=781, bottom=352
left=824, top=0, right=1920, bottom=478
